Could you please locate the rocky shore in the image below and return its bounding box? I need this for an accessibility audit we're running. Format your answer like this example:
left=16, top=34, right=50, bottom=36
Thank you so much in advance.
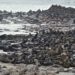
left=0, top=62, right=75, bottom=75
left=0, top=4, right=75, bottom=75
left=0, top=29, right=75, bottom=74
left=0, top=30, right=75, bottom=65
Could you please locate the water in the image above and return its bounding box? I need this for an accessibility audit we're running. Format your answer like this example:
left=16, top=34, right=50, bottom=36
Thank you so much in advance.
left=0, top=24, right=36, bottom=35
left=0, top=50, right=8, bottom=54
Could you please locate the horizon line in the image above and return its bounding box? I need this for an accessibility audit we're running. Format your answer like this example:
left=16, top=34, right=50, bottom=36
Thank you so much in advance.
left=0, top=4, right=75, bottom=12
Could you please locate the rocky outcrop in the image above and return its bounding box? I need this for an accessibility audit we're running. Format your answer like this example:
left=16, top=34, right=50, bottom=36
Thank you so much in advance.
left=0, top=29, right=75, bottom=67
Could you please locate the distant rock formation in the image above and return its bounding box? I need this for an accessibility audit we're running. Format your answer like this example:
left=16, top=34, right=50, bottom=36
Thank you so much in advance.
left=0, top=5, right=75, bottom=24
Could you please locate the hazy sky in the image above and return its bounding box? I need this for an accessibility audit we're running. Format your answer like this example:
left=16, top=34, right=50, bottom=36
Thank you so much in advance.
left=0, top=0, right=75, bottom=12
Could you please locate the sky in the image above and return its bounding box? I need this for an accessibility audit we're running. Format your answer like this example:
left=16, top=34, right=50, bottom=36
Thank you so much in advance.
left=0, top=0, right=75, bottom=12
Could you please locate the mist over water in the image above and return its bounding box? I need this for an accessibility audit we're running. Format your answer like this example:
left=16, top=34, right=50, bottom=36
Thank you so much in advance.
left=0, top=0, right=75, bottom=12
left=0, top=4, right=50, bottom=12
